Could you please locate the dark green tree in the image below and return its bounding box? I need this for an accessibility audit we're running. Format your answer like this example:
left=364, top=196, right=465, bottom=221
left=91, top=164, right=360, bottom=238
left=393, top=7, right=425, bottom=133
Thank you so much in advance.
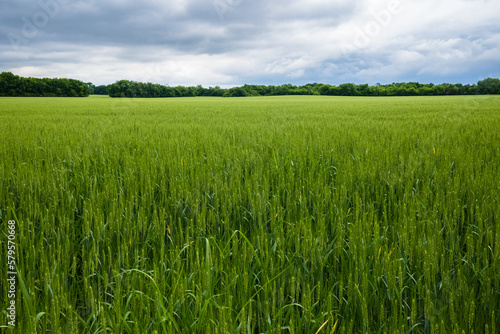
left=477, top=78, right=500, bottom=94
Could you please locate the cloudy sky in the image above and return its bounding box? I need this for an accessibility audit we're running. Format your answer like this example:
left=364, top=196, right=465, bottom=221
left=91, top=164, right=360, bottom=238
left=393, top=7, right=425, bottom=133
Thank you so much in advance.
left=1, top=0, right=499, bottom=87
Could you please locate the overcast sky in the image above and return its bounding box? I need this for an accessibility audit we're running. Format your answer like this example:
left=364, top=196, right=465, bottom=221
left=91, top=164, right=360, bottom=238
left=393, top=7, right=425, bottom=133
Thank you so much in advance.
left=1, top=0, right=499, bottom=87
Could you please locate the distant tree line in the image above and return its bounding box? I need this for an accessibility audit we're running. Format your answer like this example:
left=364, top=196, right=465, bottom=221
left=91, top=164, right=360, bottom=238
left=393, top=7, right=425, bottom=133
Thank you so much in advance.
left=106, top=80, right=224, bottom=98
left=0, top=72, right=90, bottom=97
left=2, top=72, right=499, bottom=98
left=104, top=78, right=500, bottom=98
left=86, top=83, right=108, bottom=95
left=315, top=79, right=500, bottom=96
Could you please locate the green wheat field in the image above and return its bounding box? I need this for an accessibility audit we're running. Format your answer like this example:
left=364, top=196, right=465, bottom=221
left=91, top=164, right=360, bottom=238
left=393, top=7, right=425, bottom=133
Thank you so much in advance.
left=1, top=95, right=499, bottom=333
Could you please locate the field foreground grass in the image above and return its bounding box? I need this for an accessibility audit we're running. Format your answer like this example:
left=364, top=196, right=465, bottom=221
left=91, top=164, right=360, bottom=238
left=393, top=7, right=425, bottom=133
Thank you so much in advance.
left=1, top=95, right=499, bottom=333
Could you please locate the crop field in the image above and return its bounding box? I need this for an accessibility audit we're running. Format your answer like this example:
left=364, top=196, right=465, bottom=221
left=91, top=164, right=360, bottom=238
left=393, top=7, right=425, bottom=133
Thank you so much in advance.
left=0, top=95, right=499, bottom=333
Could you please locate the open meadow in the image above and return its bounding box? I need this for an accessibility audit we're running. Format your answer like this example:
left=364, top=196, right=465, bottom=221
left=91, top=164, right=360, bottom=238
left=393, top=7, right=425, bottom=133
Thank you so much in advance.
left=1, top=95, right=499, bottom=333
